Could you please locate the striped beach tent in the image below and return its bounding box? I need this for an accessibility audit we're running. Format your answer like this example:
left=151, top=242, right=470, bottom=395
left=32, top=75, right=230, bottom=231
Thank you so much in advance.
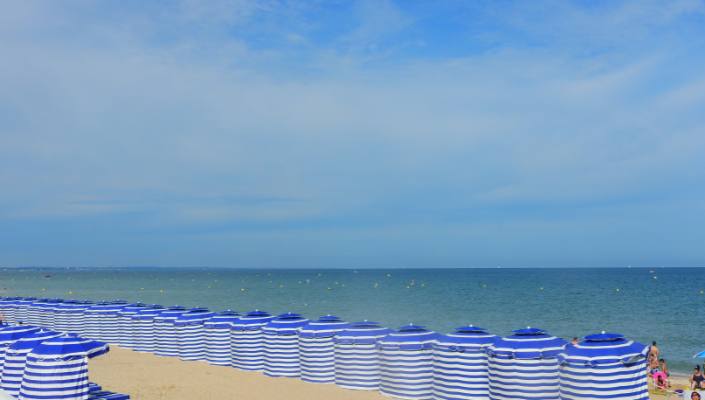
left=487, top=327, right=567, bottom=400
left=299, top=315, right=348, bottom=384
left=0, top=330, right=63, bottom=397
left=88, top=391, right=130, bottom=399
left=24, top=299, right=48, bottom=327
left=230, top=310, right=274, bottom=371
left=557, top=332, right=649, bottom=400
left=131, top=305, right=166, bottom=353
left=70, top=301, right=95, bottom=336
left=204, top=310, right=239, bottom=366
left=117, top=303, right=148, bottom=349
left=0, top=297, right=19, bottom=324
left=18, top=335, right=109, bottom=400
left=42, top=299, right=64, bottom=330
left=334, top=320, right=391, bottom=391
left=53, top=300, right=84, bottom=334
left=174, top=307, right=216, bottom=361
left=12, top=298, right=36, bottom=325
left=432, top=325, right=497, bottom=400
left=153, top=306, right=187, bottom=357
left=100, top=301, right=129, bottom=345
left=81, top=302, right=110, bottom=341
left=263, top=312, right=310, bottom=378
left=379, top=324, right=438, bottom=400
left=0, top=325, right=41, bottom=372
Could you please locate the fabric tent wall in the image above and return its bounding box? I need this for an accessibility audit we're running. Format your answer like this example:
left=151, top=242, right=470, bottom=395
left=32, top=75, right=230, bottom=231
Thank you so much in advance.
left=262, top=312, right=310, bottom=378
left=0, top=326, right=41, bottom=373
left=100, top=302, right=128, bottom=345
left=557, top=332, right=649, bottom=400
left=0, top=330, right=62, bottom=397
left=231, top=310, right=274, bottom=371
left=42, top=299, right=63, bottom=330
left=334, top=321, right=391, bottom=391
left=204, top=310, right=239, bottom=366
left=117, top=304, right=147, bottom=349
left=131, top=305, right=166, bottom=353
left=82, top=303, right=110, bottom=341
left=153, top=306, right=187, bottom=357
left=299, top=315, right=348, bottom=384
left=432, top=325, right=497, bottom=400
left=174, top=308, right=216, bottom=361
left=379, top=324, right=438, bottom=400
left=487, top=327, right=567, bottom=400
left=12, top=298, right=36, bottom=325
left=18, top=335, right=109, bottom=400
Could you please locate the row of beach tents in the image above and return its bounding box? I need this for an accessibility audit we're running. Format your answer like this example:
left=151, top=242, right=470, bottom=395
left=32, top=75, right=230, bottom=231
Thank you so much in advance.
left=0, top=297, right=650, bottom=400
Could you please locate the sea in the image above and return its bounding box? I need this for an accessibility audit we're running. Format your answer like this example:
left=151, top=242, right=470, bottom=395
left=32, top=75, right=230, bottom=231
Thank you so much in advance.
left=1, top=266, right=703, bottom=373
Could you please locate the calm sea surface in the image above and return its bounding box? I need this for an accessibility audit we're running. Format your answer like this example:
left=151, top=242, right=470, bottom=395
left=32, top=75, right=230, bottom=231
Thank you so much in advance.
left=1, top=267, right=703, bottom=373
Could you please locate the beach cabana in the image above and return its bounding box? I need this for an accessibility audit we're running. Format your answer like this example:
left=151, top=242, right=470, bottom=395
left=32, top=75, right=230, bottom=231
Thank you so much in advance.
left=299, top=315, right=348, bottom=384
left=0, top=325, right=41, bottom=372
left=334, top=321, right=391, bottom=391
left=0, top=298, right=19, bottom=324
left=131, top=305, right=166, bottom=353
left=153, top=306, right=187, bottom=357
left=262, top=312, right=310, bottom=378
left=230, top=310, right=274, bottom=371
left=18, top=335, right=109, bottom=400
left=117, top=303, right=148, bottom=349
left=99, top=301, right=128, bottom=344
left=204, top=310, right=239, bottom=366
left=557, top=332, right=649, bottom=400
left=81, top=302, right=110, bottom=340
left=174, top=307, right=216, bottom=361
left=42, top=298, right=64, bottom=330
left=432, top=325, right=497, bottom=400
left=24, top=299, right=49, bottom=327
left=487, top=327, right=567, bottom=400
left=379, top=324, right=438, bottom=400
left=0, top=329, right=62, bottom=397
left=12, top=298, right=36, bottom=325
left=53, top=300, right=89, bottom=334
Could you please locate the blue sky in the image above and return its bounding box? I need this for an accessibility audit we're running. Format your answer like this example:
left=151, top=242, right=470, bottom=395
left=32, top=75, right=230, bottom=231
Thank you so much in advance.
left=1, top=0, right=704, bottom=268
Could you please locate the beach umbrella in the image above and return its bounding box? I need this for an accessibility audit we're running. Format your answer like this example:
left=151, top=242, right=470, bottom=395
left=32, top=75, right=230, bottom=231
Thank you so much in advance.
left=230, top=310, right=274, bottom=371
left=204, top=310, right=239, bottom=366
left=12, top=298, right=36, bottom=326
left=262, top=312, right=310, bottom=378
left=174, top=307, right=216, bottom=361
left=299, top=315, right=348, bottom=384
left=0, top=329, right=62, bottom=397
left=334, top=320, right=392, bottom=391
left=18, top=335, right=109, bottom=400
left=0, top=325, right=41, bottom=373
left=557, top=332, right=649, bottom=400
left=487, top=327, right=567, bottom=400
left=432, top=325, right=497, bottom=400
left=694, top=350, right=705, bottom=358
left=131, top=305, right=167, bottom=353
left=117, top=303, right=148, bottom=349
left=153, top=306, right=187, bottom=357
left=379, top=324, right=438, bottom=400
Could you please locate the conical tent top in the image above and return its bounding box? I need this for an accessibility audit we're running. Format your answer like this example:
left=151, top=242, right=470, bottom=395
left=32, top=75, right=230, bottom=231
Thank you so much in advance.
left=455, top=325, right=489, bottom=334
left=30, top=334, right=109, bottom=359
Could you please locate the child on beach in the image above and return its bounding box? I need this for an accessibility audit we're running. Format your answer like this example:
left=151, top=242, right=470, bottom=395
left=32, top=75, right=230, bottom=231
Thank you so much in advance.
left=691, top=366, right=705, bottom=389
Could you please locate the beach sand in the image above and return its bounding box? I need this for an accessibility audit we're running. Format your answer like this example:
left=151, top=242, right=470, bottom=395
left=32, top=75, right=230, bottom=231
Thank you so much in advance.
left=90, top=347, right=688, bottom=400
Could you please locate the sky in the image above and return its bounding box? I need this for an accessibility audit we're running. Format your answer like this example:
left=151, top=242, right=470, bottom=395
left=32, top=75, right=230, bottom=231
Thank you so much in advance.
left=1, top=0, right=704, bottom=268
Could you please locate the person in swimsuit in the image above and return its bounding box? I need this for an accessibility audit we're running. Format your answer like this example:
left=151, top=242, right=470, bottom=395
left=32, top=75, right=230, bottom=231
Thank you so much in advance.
left=691, top=366, right=705, bottom=389
left=692, top=391, right=702, bottom=400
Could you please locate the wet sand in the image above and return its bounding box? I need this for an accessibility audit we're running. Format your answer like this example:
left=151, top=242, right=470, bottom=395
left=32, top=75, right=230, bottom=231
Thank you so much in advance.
left=89, top=346, right=687, bottom=400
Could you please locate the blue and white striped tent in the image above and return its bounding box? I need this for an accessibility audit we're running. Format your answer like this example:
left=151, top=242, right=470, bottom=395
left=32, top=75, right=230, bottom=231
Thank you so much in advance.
left=53, top=300, right=87, bottom=334
left=432, top=325, right=497, bottom=400
left=99, top=301, right=128, bottom=345
left=174, top=307, right=216, bottom=361
left=299, top=315, right=348, bottom=384
left=0, top=325, right=41, bottom=372
left=0, top=297, right=19, bottom=324
left=153, top=306, right=187, bottom=357
left=0, top=329, right=62, bottom=397
left=230, top=310, right=274, bottom=371
left=18, top=335, right=109, bottom=400
left=262, top=312, right=310, bottom=378
left=72, top=301, right=95, bottom=336
left=557, top=332, right=649, bottom=400
left=12, top=298, right=36, bottom=325
left=204, top=310, right=239, bottom=366
left=89, top=391, right=130, bottom=399
left=42, top=298, right=64, bottom=330
left=379, top=324, right=438, bottom=400
left=117, top=303, right=148, bottom=349
left=82, top=302, right=110, bottom=341
left=334, top=321, right=392, bottom=391
left=131, top=305, right=167, bottom=353
left=487, top=327, right=567, bottom=400
left=25, top=299, right=49, bottom=327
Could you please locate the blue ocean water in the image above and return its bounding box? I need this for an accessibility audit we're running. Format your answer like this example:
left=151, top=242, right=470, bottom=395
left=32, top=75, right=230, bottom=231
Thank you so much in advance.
left=1, top=267, right=703, bottom=373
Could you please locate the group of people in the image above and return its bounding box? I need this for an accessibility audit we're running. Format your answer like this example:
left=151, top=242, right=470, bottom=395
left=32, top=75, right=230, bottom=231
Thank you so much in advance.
left=648, top=341, right=672, bottom=390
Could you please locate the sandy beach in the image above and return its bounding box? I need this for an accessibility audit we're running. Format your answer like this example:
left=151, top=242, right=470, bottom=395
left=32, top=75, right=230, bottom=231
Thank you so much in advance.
left=89, top=346, right=688, bottom=400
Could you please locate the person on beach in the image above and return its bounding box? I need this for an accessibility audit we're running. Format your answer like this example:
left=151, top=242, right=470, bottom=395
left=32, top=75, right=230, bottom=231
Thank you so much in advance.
left=571, top=337, right=579, bottom=345
left=692, top=391, right=702, bottom=400
left=690, top=366, right=705, bottom=389
left=650, top=341, right=660, bottom=360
